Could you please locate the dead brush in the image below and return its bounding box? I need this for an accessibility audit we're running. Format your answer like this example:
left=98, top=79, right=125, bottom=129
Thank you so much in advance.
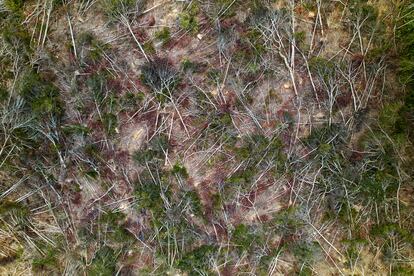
left=140, top=57, right=179, bottom=96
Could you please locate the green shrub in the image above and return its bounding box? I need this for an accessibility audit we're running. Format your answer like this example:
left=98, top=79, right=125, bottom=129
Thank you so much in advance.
left=101, top=0, right=145, bottom=20
left=87, top=246, right=118, bottom=276
left=234, top=134, right=285, bottom=171
left=100, top=211, right=133, bottom=243
left=31, top=93, right=57, bottom=114
left=180, top=58, right=207, bottom=74
left=304, top=123, right=346, bottom=150
left=101, top=112, right=118, bottom=136
left=209, top=112, right=233, bottom=132
left=343, top=238, right=367, bottom=268
left=179, top=13, right=198, bottom=33
left=370, top=223, right=412, bottom=242
left=308, top=57, right=336, bottom=82
left=19, top=71, right=63, bottom=116
left=87, top=72, right=108, bottom=102
left=62, top=123, right=90, bottom=136
left=225, top=134, right=286, bottom=191
left=231, top=27, right=267, bottom=73
left=348, top=1, right=378, bottom=30
left=77, top=31, right=95, bottom=46
left=133, top=134, right=169, bottom=165
left=120, top=91, right=144, bottom=111
left=391, top=265, right=414, bottom=275
left=135, top=168, right=171, bottom=217
left=171, top=163, right=189, bottom=178
left=0, top=201, right=29, bottom=223
left=0, top=85, right=9, bottom=103
left=155, top=27, right=171, bottom=45
left=177, top=245, right=216, bottom=275
left=370, top=223, right=413, bottom=265
left=2, top=18, right=31, bottom=56
left=32, top=245, right=60, bottom=273
left=359, top=169, right=398, bottom=202
left=296, top=265, right=313, bottom=276
left=379, top=102, right=403, bottom=132
left=143, top=41, right=156, bottom=55
left=246, top=29, right=267, bottom=57
left=4, top=0, right=24, bottom=13
left=228, top=166, right=256, bottom=186
left=396, top=3, right=414, bottom=139
left=232, top=224, right=256, bottom=251
left=77, top=32, right=108, bottom=63
left=184, top=191, right=203, bottom=217
left=272, top=207, right=304, bottom=237
left=179, top=3, right=199, bottom=33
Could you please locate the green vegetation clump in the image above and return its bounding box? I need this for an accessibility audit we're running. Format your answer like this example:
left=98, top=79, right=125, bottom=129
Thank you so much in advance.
left=229, top=134, right=286, bottom=183
left=0, top=201, right=29, bottom=223
left=171, top=162, right=189, bottom=178
left=102, top=112, right=118, bottom=136
left=32, top=245, right=60, bottom=273
left=100, top=211, right=133, bottom=243
left=62, top=123, right=90, bottom=136
left=4, top=0, right=24, bottom=13
left=77, top=31, right=109, bottom=63
left=1, top=18, right=31, bottom=60
left=0, top=85, right=8, bottom=102
left=304, top=123, right=346, bottom=151
left=19, top=71, right=63, bottom=116
left=235, top=29, right=267, bottom=64
left=119, top=91, right=144, bottom=111
left=87, top=246, right=118, bottom=276
left=179, top=3, right=199, bottom=33
left=184, top=190, right=203, bottom=217
left=135, top=171, right=166, bottom=215
left=101, top=0, right=145, bottom=20
left=396, top=2, right=414, bottom=140
left=155, top=27, right=171, bottom=45
left=85, top=72, right=121, bottom=136
left=348, top=0, right=378, bottom=29
left=133, top=134, right=170, bottom=165
left=177, top=245, right=216, bottom=275
left=231, top=224, right=256, bottom=251
left=143, top=40, right=156, bottom=55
